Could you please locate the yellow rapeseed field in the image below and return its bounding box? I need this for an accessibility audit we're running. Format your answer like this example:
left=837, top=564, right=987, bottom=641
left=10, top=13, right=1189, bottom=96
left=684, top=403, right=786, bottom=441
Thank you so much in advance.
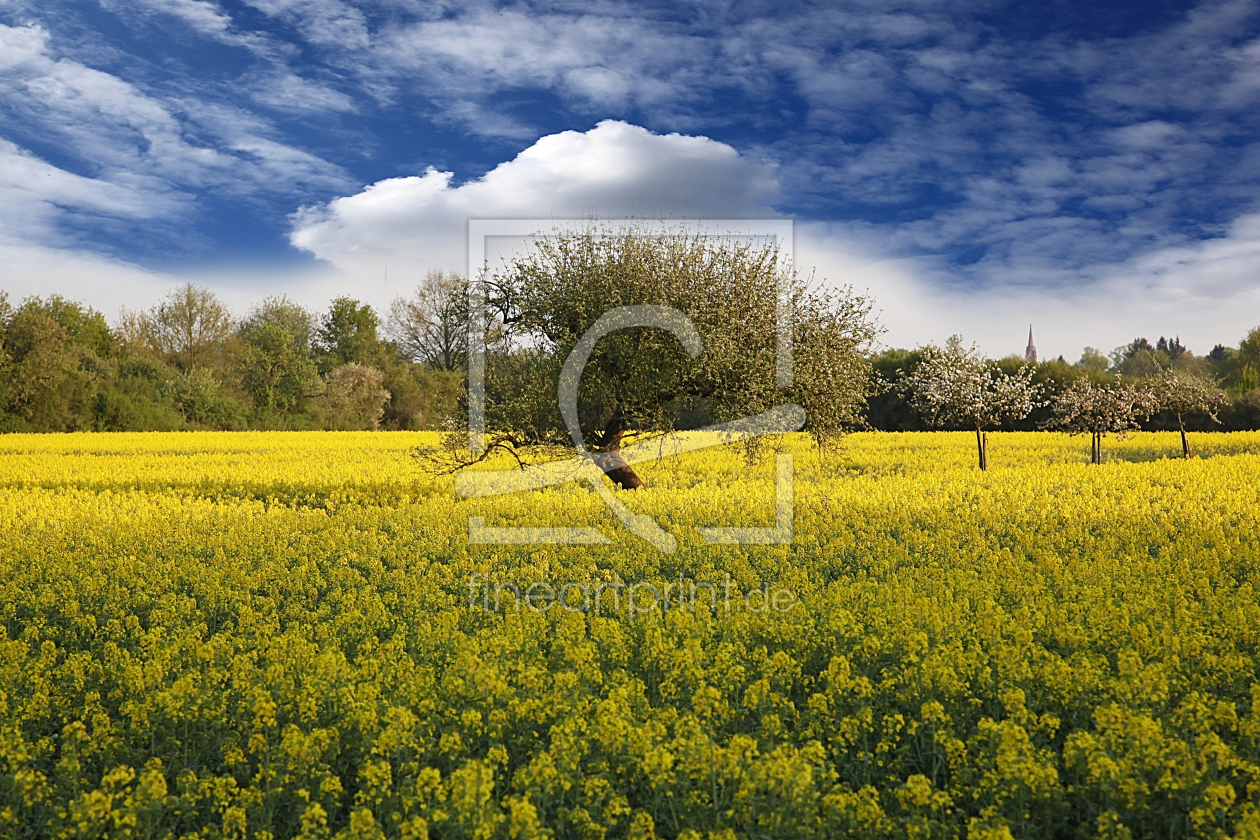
left=2, top=430, right=1260, bottom=839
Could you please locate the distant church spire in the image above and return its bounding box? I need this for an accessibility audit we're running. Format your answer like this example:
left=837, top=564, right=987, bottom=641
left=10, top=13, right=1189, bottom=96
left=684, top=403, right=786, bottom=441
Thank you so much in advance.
left=1025, top=325, right=1038, bottom=363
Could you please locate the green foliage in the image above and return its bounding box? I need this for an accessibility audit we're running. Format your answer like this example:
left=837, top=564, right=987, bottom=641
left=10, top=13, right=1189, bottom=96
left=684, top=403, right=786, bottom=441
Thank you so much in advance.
left=1076, top=346, right=1109, bottom=373
left=20, top=294, right=116, bottom=358
left=120, top=283, right=235, bottom=373
left=0, top=289, right=465, bottom=433
left=237, top=322, right=321, bottom=414
left=378, top=360, right=463, bottom=431
left=167, top=368, right=248, bottom=429
left=318, top=297, right=382, bottom=369
left=241, top=296, right=316, bottom=352
left=387, top=271, right=470, bottom=371
left=1219, top=388, right=1260, bottom=431
left=485, top=224, right=878, bottom=453
left=865, top=348, right=929, bottom=431
left=317, top=363, right=391, bottom=430
left=0, top=304, right=101, bottom=431
left=1217, top=328, right=1260, bottom=395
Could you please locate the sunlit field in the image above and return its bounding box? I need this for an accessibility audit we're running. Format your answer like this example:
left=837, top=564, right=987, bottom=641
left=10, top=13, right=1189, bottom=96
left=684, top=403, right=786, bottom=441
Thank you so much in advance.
left=3, top=431, right=1260, bottom=838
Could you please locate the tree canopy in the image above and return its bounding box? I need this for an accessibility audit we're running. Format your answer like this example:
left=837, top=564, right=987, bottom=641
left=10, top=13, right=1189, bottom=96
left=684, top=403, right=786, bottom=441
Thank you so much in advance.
left=477, top=224, right=880, bottom=487
left=1048, top=375, right=1157, bottom=464
left=898, top=337, right=1040, bottom=469
left=1151, top=369, right=1228, bottom=458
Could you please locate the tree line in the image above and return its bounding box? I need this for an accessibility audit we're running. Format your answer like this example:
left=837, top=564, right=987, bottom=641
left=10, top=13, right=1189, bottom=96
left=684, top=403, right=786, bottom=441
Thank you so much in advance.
left=883, top=336, right=1238, bottom=468
left=3, top=252, right=1259, bottom=458
left=870, top=330, right=1260, bottom=444
left=0, top=282, right=463, bottom=433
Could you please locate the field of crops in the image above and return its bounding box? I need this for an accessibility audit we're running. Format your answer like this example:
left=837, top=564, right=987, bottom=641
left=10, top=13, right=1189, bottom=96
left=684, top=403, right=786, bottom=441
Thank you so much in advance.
left=3, top=430, right=1260, bottom=839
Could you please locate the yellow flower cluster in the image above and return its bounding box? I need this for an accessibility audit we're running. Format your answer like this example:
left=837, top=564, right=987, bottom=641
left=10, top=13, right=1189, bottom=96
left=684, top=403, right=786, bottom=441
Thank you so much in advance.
left=1, top=430, right=1259, bottom=838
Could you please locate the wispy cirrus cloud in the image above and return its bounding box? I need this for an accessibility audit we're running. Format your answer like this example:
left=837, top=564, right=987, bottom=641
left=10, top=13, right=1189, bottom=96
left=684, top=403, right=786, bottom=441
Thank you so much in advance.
left=0, top=22, right=353, bottom=244
left=96, top=0, right=280, bottom=56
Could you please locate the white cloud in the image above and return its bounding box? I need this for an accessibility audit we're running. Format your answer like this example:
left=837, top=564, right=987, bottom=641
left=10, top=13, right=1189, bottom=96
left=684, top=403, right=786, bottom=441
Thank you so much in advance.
left=242, top=0, right=370, bottom=49
left=98, top=0, right=278, bottom=56
left=4, top=106, right=1258, bottom=363
left=0, top=239, right=188, bottom=321
left=0, top=238, right=345, bottom=328
left=0, top=138, right=179, bottom=229
left=0, top=20, right=47, bottom=69
left=5, top=2, right=1260, bottom=358
left=0, top=137, right=190, bottom=271
left=0, top=21, right=356, bottom=314
left=248, top=71, right=357, bottom=114
left=290, top=120, right=781, bottom=290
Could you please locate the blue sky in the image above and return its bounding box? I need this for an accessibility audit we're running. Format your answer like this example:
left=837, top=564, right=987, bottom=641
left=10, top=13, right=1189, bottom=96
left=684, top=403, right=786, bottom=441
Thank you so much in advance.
left=2, top=0, right=1260, bottom=358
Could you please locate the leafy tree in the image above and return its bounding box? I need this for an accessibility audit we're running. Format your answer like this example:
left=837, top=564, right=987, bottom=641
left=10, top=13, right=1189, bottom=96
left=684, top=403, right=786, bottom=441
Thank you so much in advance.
left=23, top=295, right=115, bottom=358
left=319, top=363, right=391, bottom=429
left=1224, top=388, right=1260, bottom=431
left=119, top=284, right=234, bottom=372
left=1110, top=336, right=1195, bottom=378
left=1156, top=335, right=1186, bottom=362
left=237, top=324, right=320, bottom=415
left=236, top=297, right=320, bottom=415
left=865, top=348, right=930, bottom=431
left=1168, top=349, right=1214, bottom=378
left=999, top=355, right=1081, bottom=431
left=1207, top=344, right=1232, bottom=365
left=387, top=270, right=470, bottom=371
left=1076, top=347, right=1109, bottom=374
left=1216, top=327, right=1260, bottom=395
left=0, top=304, right=100, bottom=431
left=477, top=223, right=879, bottom=488
left=1151, top=369, right=1228, bottom=458
left=376, top=356, right=463, bottom=430
left=240, top=296, right=315, bottom=352
left=1122, top=337, right=1155, bottom=357
left=1048, top=375, right=1157, bottom=464
left=898, top=338, right=1040, bottom=470
left=91, top=357, right=183, bottom=431
left=316, top=297, right=381, bottom=368
left=166, top=368, right=247, bottom=429
left=1129, top=349, right=1164, bottom=377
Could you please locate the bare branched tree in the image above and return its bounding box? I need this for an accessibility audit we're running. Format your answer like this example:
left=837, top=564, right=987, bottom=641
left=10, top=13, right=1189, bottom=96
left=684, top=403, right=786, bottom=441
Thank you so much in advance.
left=387, top=271, right=469, bottom=371
left=898, top=337, right=1040, bottom=470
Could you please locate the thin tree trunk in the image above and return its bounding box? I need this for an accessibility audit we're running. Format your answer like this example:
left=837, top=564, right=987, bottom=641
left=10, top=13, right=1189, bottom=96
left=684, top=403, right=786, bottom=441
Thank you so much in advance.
left=1178, top=414, right=1190, bottom=459
left=1091, top=432, right=1101, bottom=465
left=975, top=427, right=988, bottom=470
left=595, top=424, right=642, bottom=490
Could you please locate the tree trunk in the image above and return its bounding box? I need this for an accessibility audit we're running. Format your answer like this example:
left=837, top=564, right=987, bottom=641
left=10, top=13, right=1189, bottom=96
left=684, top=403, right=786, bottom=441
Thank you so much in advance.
left=1091, top=432, right=1101, bottom=465
left=975, top=427, right=988, bottom=471
left=594, top=425, right=642, bottom=490
left=1178, top=415, right=1191, bottom=459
